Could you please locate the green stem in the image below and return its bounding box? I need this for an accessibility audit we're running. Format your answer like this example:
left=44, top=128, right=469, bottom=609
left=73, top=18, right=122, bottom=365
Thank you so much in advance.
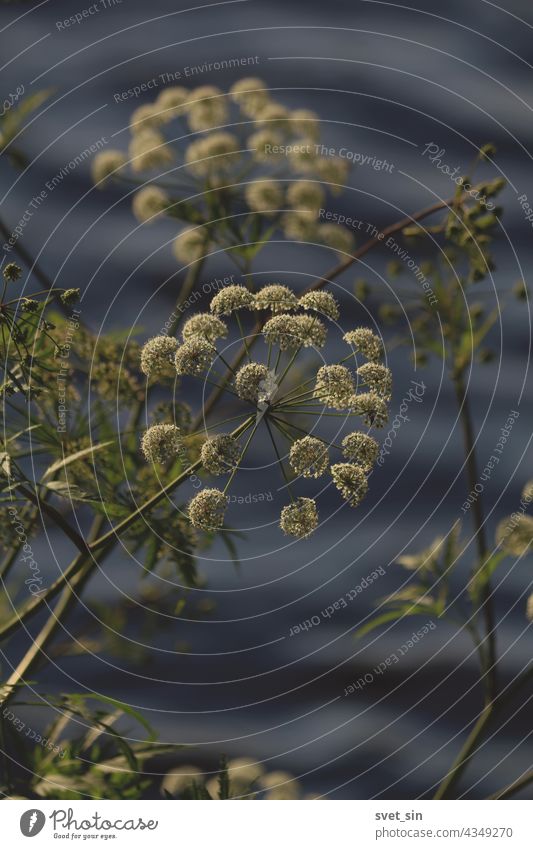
left=166, top=258, right=206, bottom=338
left=454, top=373, right=496, bottom=702
left=0, top=515, right=107, bottom=706
left=223, top=419, right=258, bottom=495
left=489, top=769, right=533, bottom=800
left=0, top=417, right=253, bottom=644
left=235, top=312, right=251, bottom=362
left=433, top=703, right=493, bottom=799
left=264, top=416, right=294, bottom=502
left=433, top=665, right=533, bottom=799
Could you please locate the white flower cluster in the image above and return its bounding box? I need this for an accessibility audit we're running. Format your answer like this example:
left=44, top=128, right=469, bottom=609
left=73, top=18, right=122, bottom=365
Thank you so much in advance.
left=91, top=78, right=356, bottom=259
left=139, top=282, right=391, bottom=540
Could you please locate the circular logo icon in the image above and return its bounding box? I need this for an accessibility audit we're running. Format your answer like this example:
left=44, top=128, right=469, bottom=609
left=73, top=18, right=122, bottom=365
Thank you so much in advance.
left=20, top=810, right=46, bottom=837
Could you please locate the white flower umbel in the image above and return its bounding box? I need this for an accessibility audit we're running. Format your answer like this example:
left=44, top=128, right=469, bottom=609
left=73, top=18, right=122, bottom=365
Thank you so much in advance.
left=141, top=424, right=182, bottom=464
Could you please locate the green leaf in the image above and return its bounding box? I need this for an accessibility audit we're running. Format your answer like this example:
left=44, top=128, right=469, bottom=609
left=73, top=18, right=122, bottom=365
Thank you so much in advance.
left=43, top=441, right=114, bottom=480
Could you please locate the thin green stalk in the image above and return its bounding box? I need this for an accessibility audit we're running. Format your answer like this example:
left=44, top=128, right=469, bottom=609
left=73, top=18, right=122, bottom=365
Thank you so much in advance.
left=216, top=352, right=238, bottom=377
left=223, top=419, right=258, bottom=495
left=489, top=769, right=533, bottom=800
left=264, top=416, right=294, bottom=502
left=0, top=515, right=107, bottom=706
left=187, top=411, right=252, bottom=438
left=89, top=417, right=253, bottom=552
left=235, top=312, right=251, bottom=362
left=14, top=484, right=89, bottom=555
left=271, top=414, right=343, bottom=451
left=454, top=373, right=496, bottom=702
left=433, top=666, right=533, bottom=799
left=433, top=703, right=493, bottom=799
left=0, top=417, right=253, bottom=644
left=166, top=258, right=206, bottom=338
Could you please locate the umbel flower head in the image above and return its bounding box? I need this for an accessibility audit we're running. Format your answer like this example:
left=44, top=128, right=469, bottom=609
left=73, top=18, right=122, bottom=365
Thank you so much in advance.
left=299, top=291, right=339, bottom=321
left=140, top=335, right=178, bottom=377
left=295, top=315, right=327, bottom=348
left=186, top=85, right=229, bottom=132
left=91, top=150, right=126, bottom=186
left=282, top=210, right=318, bottom=241
left=331, top=463, right=368, bottom=507
left=314, top=364, right=354, bottom=409
left=343, top=327, right=383, bottom=362
left=341, top=432, right=379, bottom=470
left=262, top=314, right=299, bottom=351
left=317, top=223, right=354, bottom=255
left=210, top=285, right=254, bottom=316
left=280, top=497, right=318, bottom=539
left=235, top=363, right=269, bottom=403
left=173, top=226, right=210, bottom=263
left=129, top=130, right=173, bottom=173
left=3, top=262, right=22, bottom=282
left=175, top=336, right=216, bottom=376
left=245, top=180, right=284, bottom=215
left=254, top=284, right=298, bottom=313
left=496, top=514, right=533, bottom=557
left=262, top=314, right=326, bottom=351
left=248, top=128, right=284, bottom=162
left=230, top=77, right=270, bottom=117
left=289, top=436, right=329, bottom=478
left=287, top=180, right=325, bottom=212
left=255, top=101, right=291, bottom=129
left=182, top=313, right=228, bottom=344
left=185, top=132, right=239, bottom=178
left=141, top=424, right=181, bottom=464
left=357, top=362, right=392, bottom=400
left=130, top=104, right=164, bottom=133
left=315, top=155, right=351, bottom=188
left=132, top=186, right=170, bottom=223
left=289, top=109, right=320, bottom=140
left=155, top=86, right=189, bottom=119
left=188, top=488, right=227, bottom=529
left=200, top=434, right=240, bottom=474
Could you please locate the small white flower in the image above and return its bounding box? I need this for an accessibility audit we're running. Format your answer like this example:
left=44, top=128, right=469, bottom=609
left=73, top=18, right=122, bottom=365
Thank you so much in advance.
left=132, top=186, right=170, bottom=223
left=91, top=150, right=126, bottom=186
left=286, top=180, right=325, bottom=212
left=289, top=436, right=329, bottom=478
left=317, top=223, right=354, bottom=255
left=129, top=130, right=173, bottom=173
left=173, top=226, right=210, bottom=263
left=343, top=328, right=383, bottom=362
left=280, top=497, right=318, bottom=538
left=331, top=463, right=368, bottom=507
left=299, top=291, right=339, bottom=321
left=341, top=432, right=379, bottom=470
left=254, top=284, right=298, bottom=313
left=175, top=336, right=216, bottom=376
left=186, top=86, right=229, bottom=132
left=188, top=488, right=227, bottom=529
left=141, top=424, right=181, bottom=464
left=140, top=335, right=178, bottom=377
left=314, top=365, right=354, bottom=409
left=201, top=434, right=240, bottom=474
left=235, top=363, right=269, bottom=403
left=245, top=180, right=284, bottom=215
left=210, top=285, right=254, bottom=316
left=182, top=313, right=228, bottom=344
left=230, top=77, right=270, bottom=117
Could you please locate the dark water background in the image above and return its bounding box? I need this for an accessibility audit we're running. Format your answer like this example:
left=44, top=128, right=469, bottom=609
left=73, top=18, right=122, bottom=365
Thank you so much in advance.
left=1, top=0, right=532, bottom=798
